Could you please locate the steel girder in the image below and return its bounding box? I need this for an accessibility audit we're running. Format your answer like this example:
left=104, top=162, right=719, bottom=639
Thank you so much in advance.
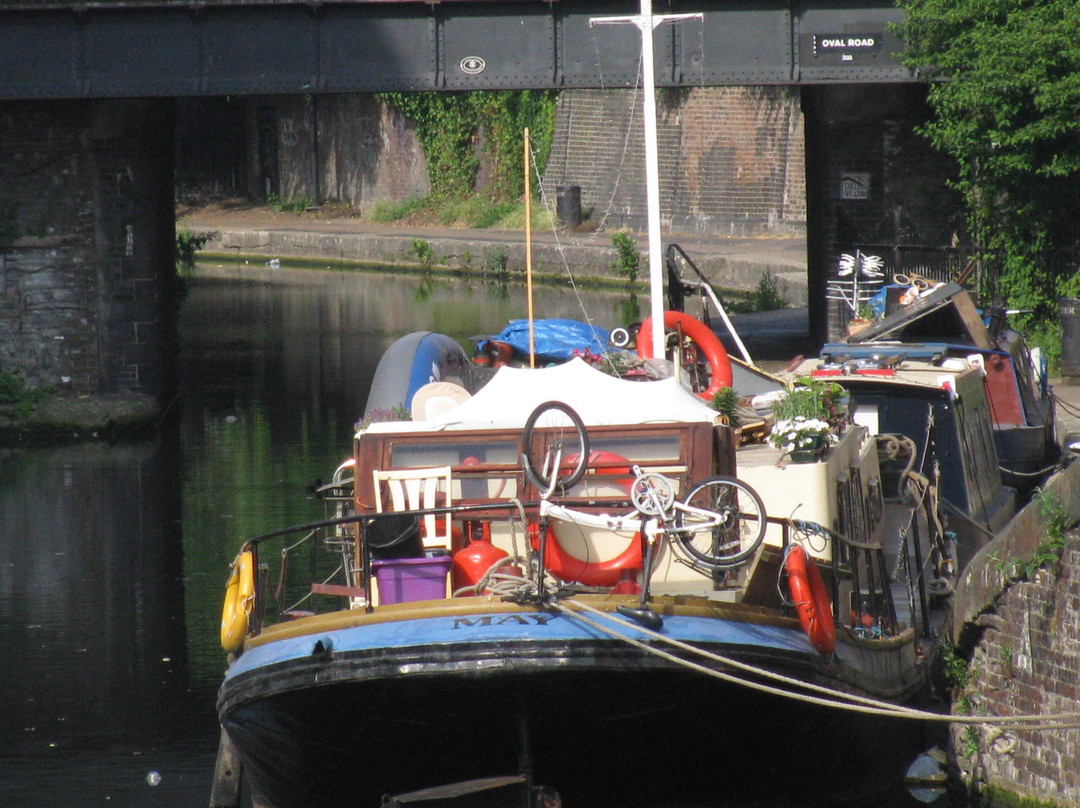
left=0, top=1, right=911, bottom=100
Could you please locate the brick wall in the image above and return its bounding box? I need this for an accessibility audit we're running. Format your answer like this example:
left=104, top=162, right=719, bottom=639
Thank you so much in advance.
left=952, top=535, right=1080, bottom=805
left=808, top=85, right=962, bottom=250
left=0, top=99, right=175, bottom=398
left=542, top=87, right=806, bottom=238
left=245, top=88, right=804, bottom=236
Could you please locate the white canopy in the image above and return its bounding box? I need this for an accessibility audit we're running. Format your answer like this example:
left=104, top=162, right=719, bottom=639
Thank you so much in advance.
left=362, top=358, right=719, bottom=435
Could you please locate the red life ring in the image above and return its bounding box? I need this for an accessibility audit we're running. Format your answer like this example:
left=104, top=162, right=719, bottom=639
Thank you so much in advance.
left=636, top=310, right=733, bottom=400
left=527, top=451, right=641, bottom=587
left=785, top=545, right=836, bottom=654
left=562, top=450, right=634, bottom=494
left=530, top=523, right=643, bottom=587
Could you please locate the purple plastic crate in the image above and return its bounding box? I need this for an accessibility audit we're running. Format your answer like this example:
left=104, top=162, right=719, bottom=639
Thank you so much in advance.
left=372, top=555, right=453, bottom=604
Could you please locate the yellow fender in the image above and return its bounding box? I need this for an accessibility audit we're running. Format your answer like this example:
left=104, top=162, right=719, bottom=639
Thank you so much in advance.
left=220, top=549, right=255, bottom=653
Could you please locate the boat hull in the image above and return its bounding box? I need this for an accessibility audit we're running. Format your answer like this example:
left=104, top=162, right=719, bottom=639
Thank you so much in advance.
left=218, top=602, right=927, bottom=808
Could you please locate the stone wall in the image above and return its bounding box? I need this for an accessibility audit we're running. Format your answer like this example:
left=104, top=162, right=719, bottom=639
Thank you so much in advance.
left=246, top=94, right=428, bottom=210
left=0, top=102, right=100, bottom=392
left=542, top=86, right=806, bottom=238
left=0, top=99, right=175, bottom=398
left=953, top=534, right=1080, bottom=806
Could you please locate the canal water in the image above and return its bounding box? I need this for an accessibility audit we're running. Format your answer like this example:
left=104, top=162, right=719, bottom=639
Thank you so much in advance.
left=0, top=262, right=949, bottom=807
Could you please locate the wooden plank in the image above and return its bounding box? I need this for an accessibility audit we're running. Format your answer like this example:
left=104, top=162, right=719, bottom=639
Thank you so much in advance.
left=310, top=582, right=367, bottom=599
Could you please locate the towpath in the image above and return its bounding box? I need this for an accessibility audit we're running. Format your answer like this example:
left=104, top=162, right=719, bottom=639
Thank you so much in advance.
left=177, top=200, right=810, bottom=306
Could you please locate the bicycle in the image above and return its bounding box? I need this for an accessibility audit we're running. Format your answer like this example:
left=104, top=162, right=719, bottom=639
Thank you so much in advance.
left=520, top=401, right=767, bottom=627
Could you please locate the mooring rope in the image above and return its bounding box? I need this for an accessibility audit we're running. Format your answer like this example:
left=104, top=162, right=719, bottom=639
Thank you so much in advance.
left=552, top=597, right=1080, bottom=731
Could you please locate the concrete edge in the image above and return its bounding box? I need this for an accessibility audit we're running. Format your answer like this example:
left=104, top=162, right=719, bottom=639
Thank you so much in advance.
left=951, top=457, right=1080, bottom=639
left=0, top=393, right=163, bottom=445
left=195, top=227, right=809, bottom=305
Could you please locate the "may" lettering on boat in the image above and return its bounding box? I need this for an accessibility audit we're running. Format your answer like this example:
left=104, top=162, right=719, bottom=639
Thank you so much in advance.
left=452, top=614, right=557, bottom=629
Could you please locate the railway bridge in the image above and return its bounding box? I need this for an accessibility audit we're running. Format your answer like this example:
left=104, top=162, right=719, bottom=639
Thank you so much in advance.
left=0, top=0, right=927, bottom=399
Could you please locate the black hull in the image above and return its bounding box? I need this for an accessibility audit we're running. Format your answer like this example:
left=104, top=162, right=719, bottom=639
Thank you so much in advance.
left=221, top=665, right=926, bottom=808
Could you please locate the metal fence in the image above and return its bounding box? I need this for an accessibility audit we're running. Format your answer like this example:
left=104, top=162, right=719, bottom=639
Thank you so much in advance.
left=834, top=243, right=1080, bottom=292
left=833, top=243, right=967, bottom=287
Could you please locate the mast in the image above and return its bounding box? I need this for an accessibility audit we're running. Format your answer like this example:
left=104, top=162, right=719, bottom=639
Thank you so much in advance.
left=592, top=1, right=701, bottom=360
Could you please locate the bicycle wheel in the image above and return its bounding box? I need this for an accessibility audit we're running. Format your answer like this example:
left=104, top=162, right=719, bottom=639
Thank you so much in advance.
left=674, top=476, right=767, bottom=570
left=521, top=401, right=589, bottom=493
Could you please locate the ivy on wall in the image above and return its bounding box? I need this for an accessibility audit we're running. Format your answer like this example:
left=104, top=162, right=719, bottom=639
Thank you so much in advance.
left=378, top=90, right=557, bottom=201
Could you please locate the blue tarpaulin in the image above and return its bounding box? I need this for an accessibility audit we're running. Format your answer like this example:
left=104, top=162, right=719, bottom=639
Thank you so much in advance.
left=489, top=319, right=610, bottom=360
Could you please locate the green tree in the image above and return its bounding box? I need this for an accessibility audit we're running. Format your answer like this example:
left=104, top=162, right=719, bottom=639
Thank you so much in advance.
left=899, top=0, right=1080, bottom=325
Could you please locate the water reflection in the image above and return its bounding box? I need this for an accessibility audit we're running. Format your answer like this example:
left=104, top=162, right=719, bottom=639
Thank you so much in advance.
left=0, top=262, right=943, bottom=807
left=0, top=437, right=216, bottom=806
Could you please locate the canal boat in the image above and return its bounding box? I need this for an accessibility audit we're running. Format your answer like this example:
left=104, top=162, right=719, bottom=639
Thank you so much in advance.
left=210, top=4, right=1049, bottom=799
left=212, top=333, right=987, bottom=808
left=836, top=281, right=1058, bottom=491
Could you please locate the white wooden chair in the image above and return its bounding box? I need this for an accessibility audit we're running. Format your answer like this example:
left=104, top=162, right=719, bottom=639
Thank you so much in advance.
left=372, top=466, right=454, bottom=550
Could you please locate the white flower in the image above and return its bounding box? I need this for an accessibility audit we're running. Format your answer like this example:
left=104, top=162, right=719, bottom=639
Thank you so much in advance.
left=769, top=416, right=833, bottom=452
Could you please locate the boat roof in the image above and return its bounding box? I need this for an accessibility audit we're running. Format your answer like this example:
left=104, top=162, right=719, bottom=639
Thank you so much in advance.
left=845, top=282, right=993, bottom=349
left=794, top=354, right=980, bottom=391
left=360, top=357, right=720, bottom=435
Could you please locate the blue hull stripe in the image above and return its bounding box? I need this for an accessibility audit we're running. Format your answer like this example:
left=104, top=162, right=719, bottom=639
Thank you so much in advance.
left=225, top=612, right=814, bottom=681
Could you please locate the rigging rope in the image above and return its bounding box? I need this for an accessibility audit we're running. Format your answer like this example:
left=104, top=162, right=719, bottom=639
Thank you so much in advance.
left=551, top=598, right=1080, bottom=730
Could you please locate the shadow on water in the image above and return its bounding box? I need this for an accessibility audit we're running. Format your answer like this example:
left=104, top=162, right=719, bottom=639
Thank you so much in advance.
left=0, top=431, right=221, bottom=807
left=0, top=264, right=959, bottom=807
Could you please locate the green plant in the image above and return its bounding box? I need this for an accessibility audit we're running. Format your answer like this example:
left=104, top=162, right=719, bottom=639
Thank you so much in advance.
left=752, top=269, right=788, bottom=311
left=941, top=642, right=972, bottom=691
left=410, top=239, right=436, bottom=269
left=266, top=193, right=310, bottom=215
left=992, top=488, right=1068, bottom=582
left=471, top=200, right=519, bottom=229
left=961, top=724, right=981, bottom=758
left=610, top=232, right=641, bottom=285
left=378, top=90, right=557, bottom=202
left=482, top=246, right=509, bottom=278
left=1022, top=320, right=1061, bottom=377
left=369, top=196, right=429, bottom=222
left=708, top=387, right=741, bottom=428
left=1023, top=488, right=1068, bottom=576
left=772, top=378, right=846, bottom=425
left=0, top=370, right=51, bottom=416
left=176, top=228, right=214, bottom=273
left=769, top=378, right=847, bottom=453
left=998, top=643, right=1014, bottom=675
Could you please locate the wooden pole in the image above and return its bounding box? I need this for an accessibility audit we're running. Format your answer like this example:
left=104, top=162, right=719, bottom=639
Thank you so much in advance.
left=525, top=128, right=536, bottom=367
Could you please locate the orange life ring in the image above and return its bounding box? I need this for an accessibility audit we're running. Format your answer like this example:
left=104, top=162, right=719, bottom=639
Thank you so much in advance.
left=562, top=450, right=634, bottom=494
left=785, top=545, right=836, bottom=654
left=530, top=523, right=643, bottom=587
left=528, top=450, right=642, bottom=587
left=636, top=310, right=733, bottom=400
left=220, top=548, right=255, bottom=653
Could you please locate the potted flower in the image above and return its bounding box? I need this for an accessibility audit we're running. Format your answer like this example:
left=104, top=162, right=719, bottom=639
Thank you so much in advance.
left=847, top=302, right=876, bottom=336
left=356, top=405, right=411, bottom=432
left=769, top=415, right=835, bottom=461
left=768, top=378, right=847, bottom=462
